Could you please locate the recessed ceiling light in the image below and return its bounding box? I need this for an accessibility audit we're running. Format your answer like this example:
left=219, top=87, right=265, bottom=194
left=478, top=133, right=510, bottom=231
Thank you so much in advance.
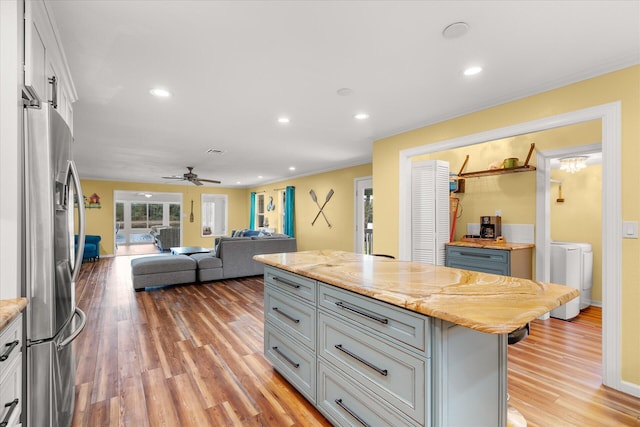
left=354, top=113, right=370, bottom=120
left=277, top=117, right=290, bottom=124
left=289, top=166, right=296, bottom=171
left=257, top=175, right=263, bottom=179
left=442, top=22, right=470, bottom=39
left=150, top=88, right=171, bottom=97
left=463, top=66, right=483, bottom=76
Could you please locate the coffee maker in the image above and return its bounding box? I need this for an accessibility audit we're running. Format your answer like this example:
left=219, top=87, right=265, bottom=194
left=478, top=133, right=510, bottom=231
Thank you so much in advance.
left=480, top=216, right=501, bottom=239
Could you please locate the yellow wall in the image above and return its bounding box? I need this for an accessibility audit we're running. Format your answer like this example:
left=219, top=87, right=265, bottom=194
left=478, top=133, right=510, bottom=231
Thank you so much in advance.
left=79, top=180, right=249, bottom=255
left=373, top=65, right=640, bottom=384
left=249, top=164, right=372, bottom=252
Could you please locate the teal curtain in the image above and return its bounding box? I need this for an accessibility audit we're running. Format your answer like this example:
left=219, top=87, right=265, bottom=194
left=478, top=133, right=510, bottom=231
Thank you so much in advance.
left=284, top=186, right=295, bottom=237
left=249, top=192, right=256, bottom=229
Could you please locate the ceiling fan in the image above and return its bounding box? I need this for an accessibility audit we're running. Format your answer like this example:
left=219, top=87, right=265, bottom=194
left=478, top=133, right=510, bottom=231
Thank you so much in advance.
left=161, top=166, right=221, bottom=186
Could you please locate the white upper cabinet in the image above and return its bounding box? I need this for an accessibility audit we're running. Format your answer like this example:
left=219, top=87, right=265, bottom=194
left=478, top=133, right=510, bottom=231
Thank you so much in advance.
left=24, top=0, right=76, bottom=129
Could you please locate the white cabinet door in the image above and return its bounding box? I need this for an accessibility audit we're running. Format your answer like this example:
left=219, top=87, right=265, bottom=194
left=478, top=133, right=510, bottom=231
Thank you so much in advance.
left=24, top=0, right=76, bottom=130
left=24, top=1, right=47, bottom=104
left=411, top=160, right=450, bottom=265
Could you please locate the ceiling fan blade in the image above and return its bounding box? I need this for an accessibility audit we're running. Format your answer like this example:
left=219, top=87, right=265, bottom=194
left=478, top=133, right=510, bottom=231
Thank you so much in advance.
left=161, top=176, right=184, bottom=180
left=198, top=178, right=222, bottom=184
left=191, top=179, right=204, bottom=186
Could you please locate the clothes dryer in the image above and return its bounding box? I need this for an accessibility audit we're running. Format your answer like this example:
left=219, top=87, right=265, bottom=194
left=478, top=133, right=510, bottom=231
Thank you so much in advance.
left=551, top=241, right=593, bottom=310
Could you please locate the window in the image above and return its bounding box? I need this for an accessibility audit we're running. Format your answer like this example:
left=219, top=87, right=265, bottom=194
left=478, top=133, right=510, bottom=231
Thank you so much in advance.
left=202, top=194, right=228, bottom=237
left=169, top=203, right=180, bottom=227
left=130, top=203, right=148, bottom=229
left=255, top=193, right=265, bottom=228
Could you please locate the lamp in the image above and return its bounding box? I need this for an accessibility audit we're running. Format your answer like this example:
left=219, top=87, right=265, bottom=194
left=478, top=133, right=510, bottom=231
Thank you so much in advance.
left=559, top=156, right=588, bottom=173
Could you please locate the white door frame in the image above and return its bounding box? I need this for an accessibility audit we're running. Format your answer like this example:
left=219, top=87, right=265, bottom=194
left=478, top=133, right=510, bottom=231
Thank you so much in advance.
left=354, top=176, right=373, bottom=253
left=398, top=102, right=635, bottom=396
left=535, top=142, right=602, bottom=287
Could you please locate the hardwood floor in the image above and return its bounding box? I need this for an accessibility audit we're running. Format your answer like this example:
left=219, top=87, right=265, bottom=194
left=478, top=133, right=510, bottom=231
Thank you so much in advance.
left=73, top=257, right=640, bottom=426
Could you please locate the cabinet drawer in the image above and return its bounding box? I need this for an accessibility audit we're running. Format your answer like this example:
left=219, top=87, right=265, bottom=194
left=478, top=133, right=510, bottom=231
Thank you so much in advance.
left=319, top=313, right=427, bottom=424
left=264, top=285, right=316, bottom=351
left=264, top=326, right=316, bottom=403
left=0, top=355, right=22, bottom=427
left=446, top=246, right=510, bottom=275
left=319, top=283, right=428, bottom=353
left=446, top=246, right=509, bottom=263
left=0, top=315, right=22, bottom=374
left=318, top=361, right=418, bottom=427
left=264, top=266, right=316, bottom=303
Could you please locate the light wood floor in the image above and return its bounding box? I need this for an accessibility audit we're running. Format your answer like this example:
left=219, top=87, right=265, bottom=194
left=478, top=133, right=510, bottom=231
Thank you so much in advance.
left=115, top=243, right=161, bottom=256
left=73, top=256, right=640, bottom=426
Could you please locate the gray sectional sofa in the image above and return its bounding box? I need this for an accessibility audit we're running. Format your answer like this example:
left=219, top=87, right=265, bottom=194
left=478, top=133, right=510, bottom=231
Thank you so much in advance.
left=131, top=236, right=296, bottom=291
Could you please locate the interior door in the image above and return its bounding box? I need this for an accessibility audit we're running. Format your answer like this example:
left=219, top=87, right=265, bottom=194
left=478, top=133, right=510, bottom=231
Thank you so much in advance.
left=354, top=177, right=373, bottom=254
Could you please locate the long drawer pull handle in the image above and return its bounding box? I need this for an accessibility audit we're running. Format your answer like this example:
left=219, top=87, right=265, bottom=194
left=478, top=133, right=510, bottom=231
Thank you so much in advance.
left=272, top=346, right=300, bottom=368
left=459, top=252, right=493, bottom=258
left=272, top=276, right=300, bottom=289
left=272, top=307, right=300, bottom=323
left=335, top=399, right=370, bottom=427
left=335, top=344, right=388, bottom=376
left=335, top=301, right=388, bottom=324
left=0, top=398, right=19, bottom=427
left=0, top=340, right=19, bottom=362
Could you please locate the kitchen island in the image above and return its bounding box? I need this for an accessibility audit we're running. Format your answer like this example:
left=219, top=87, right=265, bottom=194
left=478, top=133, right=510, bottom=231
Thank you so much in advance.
left=254, top=250, right=578, bottom=427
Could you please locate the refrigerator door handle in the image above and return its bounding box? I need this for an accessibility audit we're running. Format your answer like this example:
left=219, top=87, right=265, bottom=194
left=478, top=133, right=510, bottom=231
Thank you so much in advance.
left=69, top=160, right=86, bottom=282
left=56, top=307, right=87, bottom=351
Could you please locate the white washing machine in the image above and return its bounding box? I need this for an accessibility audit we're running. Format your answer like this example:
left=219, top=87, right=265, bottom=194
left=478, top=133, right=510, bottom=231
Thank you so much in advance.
left=549, top=241, right=593, bottom=320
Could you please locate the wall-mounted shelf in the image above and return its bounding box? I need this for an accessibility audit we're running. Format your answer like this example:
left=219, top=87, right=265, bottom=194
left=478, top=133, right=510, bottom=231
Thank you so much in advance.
left=457, top=143, right=536, bottom=179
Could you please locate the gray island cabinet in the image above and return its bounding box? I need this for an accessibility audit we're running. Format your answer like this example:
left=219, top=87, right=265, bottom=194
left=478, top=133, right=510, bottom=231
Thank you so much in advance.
left=256, top=250, right=577, bottom=427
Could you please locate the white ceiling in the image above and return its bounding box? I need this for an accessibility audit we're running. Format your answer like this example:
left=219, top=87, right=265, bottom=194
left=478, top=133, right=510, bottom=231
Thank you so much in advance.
left=49, top=0, right=640, bottom=188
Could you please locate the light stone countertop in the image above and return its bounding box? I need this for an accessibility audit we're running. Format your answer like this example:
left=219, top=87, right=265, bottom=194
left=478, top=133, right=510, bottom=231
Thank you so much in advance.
left=0, top=298, right=28, bottom=332
left=254, top=250, right=578, bottom=334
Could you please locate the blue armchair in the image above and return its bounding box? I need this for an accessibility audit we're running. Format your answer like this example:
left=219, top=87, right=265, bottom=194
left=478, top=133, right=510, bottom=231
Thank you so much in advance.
left=75, top=235, right=101, bottom=262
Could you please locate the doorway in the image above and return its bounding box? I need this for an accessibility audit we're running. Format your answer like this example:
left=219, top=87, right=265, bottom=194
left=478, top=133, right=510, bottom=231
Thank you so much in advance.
left=114, top=190, right=182, bottom=255
left=397, top=102, right=628, bottom=395
left=354, top=177, right=373, bottom=254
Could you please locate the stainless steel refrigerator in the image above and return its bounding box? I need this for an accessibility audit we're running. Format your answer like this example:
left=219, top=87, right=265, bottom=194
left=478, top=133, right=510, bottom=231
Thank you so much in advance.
left=23, top=102, right=87, bottom=427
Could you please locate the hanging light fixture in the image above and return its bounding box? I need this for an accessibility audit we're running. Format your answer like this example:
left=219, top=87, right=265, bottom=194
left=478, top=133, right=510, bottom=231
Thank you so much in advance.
left=559, top=156, right=588, bottom=173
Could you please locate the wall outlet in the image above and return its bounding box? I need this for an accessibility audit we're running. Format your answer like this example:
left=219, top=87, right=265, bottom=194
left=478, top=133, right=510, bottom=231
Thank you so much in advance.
left=495, top=209, right=502, bottom=217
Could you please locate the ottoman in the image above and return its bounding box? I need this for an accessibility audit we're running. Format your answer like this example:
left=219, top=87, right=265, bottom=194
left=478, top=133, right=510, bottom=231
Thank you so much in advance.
left=131, top=255, right=196, bottom=291
left=190, top=253, right=223, bottom=282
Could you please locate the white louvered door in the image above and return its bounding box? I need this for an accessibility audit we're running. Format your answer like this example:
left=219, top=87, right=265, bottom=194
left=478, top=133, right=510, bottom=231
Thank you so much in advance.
left=411, top=160, right=450, bottom=265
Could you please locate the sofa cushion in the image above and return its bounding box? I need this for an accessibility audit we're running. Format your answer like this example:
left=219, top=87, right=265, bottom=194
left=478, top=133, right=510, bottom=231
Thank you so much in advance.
left=215, top=237, right=250, bottom=257
left=190, top=253, right=222, bottom=269
left=131, top=255, right=196, bottom=275
left=241, top=229, right=261, bottom=237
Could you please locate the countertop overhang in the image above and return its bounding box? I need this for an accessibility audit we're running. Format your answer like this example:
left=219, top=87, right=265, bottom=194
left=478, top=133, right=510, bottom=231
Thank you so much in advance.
left=254, top=250, right=579, bottom=334
left=0, top=297, right=28, bottom=331
left=446, top=241, right=535, bottom=251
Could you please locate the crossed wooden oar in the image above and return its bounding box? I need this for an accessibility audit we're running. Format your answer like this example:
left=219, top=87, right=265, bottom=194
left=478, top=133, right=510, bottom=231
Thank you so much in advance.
left=309, top=189, right=334, bottom=228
